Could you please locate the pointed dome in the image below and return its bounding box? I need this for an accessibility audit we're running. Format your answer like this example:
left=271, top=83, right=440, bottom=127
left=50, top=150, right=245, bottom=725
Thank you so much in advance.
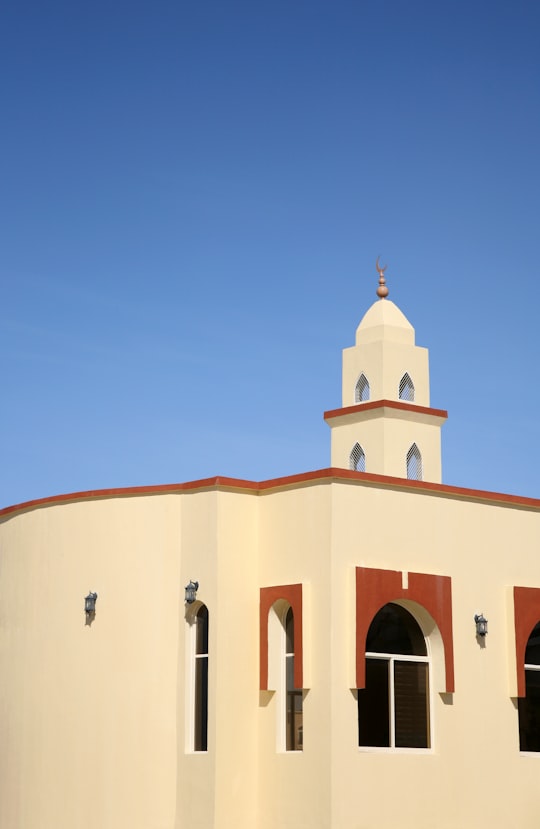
left=355, top=299, right=415, bottom=346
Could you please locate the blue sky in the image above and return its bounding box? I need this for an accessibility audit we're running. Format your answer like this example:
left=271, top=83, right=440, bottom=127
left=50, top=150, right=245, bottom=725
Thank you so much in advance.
left=1, top=0, right=539, bottom=507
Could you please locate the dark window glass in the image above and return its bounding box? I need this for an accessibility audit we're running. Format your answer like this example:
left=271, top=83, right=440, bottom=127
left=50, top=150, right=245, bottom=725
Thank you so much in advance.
left=285, top=607, right=294, bottom=653
left=525, top=622, right=540, bottom=665
left=285, top=607, right=303, bottom=751
left=366, top=603, right=427, bottom=656
left=194, top=605, right=209, bottom=751
left=394, top=661, right=429, bottom=748
left=358, top=659, right=390, bottom=747
left=519, top=621, right=540, bottom=752
left=194, top=656, right=208, bottom=751
left=196, top=605, right=209, bottom=655
left=359, top=603, right=429, bottom=749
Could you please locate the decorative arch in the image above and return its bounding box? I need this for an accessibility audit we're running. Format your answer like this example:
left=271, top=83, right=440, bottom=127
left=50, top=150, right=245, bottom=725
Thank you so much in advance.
left=355, top=373, right=370, bottom=403
left=406, top=443, right=422, bottom=480
left=349, top=442, right=366, bottom=472
left=355, top=567, right=454, bottom=693
left=399, top=372, right=415, bottom=402
left=260, top=584, right=303, bottom=690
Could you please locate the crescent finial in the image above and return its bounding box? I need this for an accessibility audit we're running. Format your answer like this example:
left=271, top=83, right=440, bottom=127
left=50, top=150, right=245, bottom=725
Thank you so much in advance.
left=376, top=256, right=389, bottom=299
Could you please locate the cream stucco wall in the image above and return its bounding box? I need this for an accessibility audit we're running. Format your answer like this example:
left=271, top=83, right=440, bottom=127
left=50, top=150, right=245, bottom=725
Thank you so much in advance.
left=328, top=406, right=444, bottom=480
left=1, top=477, right=540, bottom=828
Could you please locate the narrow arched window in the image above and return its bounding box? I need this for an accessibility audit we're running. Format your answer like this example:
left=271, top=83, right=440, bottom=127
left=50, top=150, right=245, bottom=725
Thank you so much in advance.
left=399, top=372, right=415, bottom=402
left=358, top=603, right=430, bottom=748
left=193, top=604, right=209, bottom=751
left=518, top=621, right=540, bottom=751
left=285, top=607, right=303, bottom=751
left=406, top=443, right=422, bottom=481
left=355, top=373, right=370, bottom=403
left=350, top=442, right=366, bottom=472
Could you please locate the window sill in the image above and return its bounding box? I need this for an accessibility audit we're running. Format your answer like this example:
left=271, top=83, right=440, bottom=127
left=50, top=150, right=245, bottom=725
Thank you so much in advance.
left=358, top=746, right=433, bottom=755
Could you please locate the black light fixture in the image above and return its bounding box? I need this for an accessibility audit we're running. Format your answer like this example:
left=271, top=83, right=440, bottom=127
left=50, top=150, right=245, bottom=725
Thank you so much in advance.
left=474, top=613, right=488, bottom=637
left=185, top=580, right=199, bottom=604
left=85, top=591, right=98, bottom=615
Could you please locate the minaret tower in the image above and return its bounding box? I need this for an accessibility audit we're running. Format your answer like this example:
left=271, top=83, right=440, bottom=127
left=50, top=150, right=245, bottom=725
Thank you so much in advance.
left=324, top=260, right=447, bottom=483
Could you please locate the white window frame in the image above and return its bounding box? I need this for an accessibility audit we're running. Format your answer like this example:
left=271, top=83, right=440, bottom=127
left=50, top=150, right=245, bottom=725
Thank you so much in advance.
left=270, top=602, right=303, bottom=753
left=520, top=662, right=540, bottom=755
left=185, top=603, right=209, bottom=754
left=361, top=650, right=432, bottom=751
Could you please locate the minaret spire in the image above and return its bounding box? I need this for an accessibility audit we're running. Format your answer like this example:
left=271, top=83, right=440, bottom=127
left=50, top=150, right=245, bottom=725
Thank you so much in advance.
left=376, top=256, right=389, bottom=299
left=325, top=266, right=447, bottom=483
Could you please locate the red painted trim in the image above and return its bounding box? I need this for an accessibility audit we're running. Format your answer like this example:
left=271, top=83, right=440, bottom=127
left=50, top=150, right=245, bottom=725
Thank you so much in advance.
left=513, top=587, right=540, bottom=697
left=260, top=584, right=303, bottom=690
left=2, top=468, right=540, bottom=519
left=355, top=567, right=454, bottom=693
left=324, top=399, right=448, bottom=421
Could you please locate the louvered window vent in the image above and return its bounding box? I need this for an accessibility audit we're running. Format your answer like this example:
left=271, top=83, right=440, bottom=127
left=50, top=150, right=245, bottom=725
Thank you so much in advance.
left=355, top=374, right=370, bottom=403
left=350, top=443, right=366, bottom=472
left=399, top=373, right=415, bottom=402
left=406, top=443, right=422, bottom=481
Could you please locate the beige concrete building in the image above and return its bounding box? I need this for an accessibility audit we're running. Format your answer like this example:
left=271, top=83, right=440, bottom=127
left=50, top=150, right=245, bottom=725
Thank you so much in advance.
left=1, top=268, right=540, bottom=829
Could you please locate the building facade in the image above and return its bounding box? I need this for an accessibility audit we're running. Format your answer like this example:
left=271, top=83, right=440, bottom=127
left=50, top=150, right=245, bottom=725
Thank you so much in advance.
left=1, top=273, right=540, bottom=828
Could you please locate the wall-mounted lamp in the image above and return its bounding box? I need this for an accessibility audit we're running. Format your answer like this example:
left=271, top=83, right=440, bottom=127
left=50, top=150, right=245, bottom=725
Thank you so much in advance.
left=474, top=613, right=488, bottom=637
left=85, top=591, right=98, bottom=615
left=185, top=580, right=199, bottom=604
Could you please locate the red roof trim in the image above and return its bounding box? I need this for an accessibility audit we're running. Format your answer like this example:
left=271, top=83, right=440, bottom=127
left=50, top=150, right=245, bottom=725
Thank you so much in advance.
left=1, top=468, right=539, bottom=518
left=324, top=399, right=448, bottom=420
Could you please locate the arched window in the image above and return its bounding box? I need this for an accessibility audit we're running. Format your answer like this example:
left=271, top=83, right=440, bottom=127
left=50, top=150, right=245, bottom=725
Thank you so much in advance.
left=192, top=604, right=209, bottom=751
left=285, top=607, right=303, bottom=751
left=399, top=372, right=415, bottom=402
left=349, top=442, right=366, bottom=472
left=355, top=373, right=370, bottom=403
left=358, top=603, right=430, bottom=748
left=518, top=621, right=540, bottom=751
left=406, top=443, right=422, bottom=481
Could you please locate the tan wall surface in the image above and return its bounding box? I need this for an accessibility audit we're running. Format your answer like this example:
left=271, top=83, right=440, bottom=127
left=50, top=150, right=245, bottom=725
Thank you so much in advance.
left=1, top=478, right=540, bottom=828
left=0, top=494, right=181, bottom=829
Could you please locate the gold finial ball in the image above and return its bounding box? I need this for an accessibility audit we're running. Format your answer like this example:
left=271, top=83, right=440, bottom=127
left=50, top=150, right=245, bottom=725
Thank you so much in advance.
left=376, top=280, right=389, bottom=298
left=375, top=256, right=389, bottom=299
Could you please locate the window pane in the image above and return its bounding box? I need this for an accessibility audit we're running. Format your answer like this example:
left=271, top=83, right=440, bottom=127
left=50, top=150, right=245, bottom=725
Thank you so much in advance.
left=366, top=604, right=427, bottom=656
left=285, top=607, right=294, bottom=654
left=194, top=656, right=208, bottom=751
left=286, top=690, right=303, bottom=751
left=196, top=605, right=209, bottom=655
left=394, top=661, right=429, bottom=748
left=358, top=659, right=390, bottom=747
left=285, top=648, right=302, bottom=750
left=519, top=669, right=540, bottom=751
left=525, top=622, right=540, bottom=665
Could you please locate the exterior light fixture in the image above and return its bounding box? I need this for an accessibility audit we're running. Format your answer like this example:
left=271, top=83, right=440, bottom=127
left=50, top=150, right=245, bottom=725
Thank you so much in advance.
left=474, top=613, right=488, bottom=637
left=185, top=580, right=199, bottom=604
left=85, top=591, right=98, bottom=615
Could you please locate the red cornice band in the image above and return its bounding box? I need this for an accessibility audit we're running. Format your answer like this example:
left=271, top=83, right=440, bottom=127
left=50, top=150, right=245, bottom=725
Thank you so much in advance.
left=1, top=467, right=540, bottom=521
left=324, top=399, right=448, bottom=421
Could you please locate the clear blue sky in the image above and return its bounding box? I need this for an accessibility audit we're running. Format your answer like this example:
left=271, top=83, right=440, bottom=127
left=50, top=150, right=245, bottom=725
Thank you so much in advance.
left=1, top=0, right=539, bottom=507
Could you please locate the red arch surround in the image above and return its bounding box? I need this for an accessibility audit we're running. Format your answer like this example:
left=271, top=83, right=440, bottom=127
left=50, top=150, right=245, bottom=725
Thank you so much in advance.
left=260, top=584, right=303, bottom=690
left=356, top=567, right=454, bottom=693
left=513, top=586, right=540, bottom=698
